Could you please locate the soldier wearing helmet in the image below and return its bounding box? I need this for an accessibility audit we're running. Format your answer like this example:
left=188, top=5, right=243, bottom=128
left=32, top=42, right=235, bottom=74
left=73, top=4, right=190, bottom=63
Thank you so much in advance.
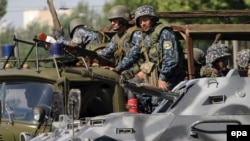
left=193, top=48, right=205, bottom=78
left=52, top=17, right=106, bottom=51
left=200, top=43, right=231, bottom=77
left=126, top=5, right=185, bottom=113
left=236, top=49, right=250, bottom=77
left=132, top=5, right=185, bottom=91
left=98, top=5, right=143, bottom=78
left=98, top=5, right=144, bottom=113
left=236, top=49, right=250, bottom=70
left=184, top=48, right=205, bottom=79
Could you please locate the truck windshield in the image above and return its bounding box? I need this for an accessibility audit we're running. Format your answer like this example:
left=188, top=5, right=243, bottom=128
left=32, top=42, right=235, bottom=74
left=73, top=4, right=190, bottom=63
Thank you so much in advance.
left=0, top=82, right=53, bottom=122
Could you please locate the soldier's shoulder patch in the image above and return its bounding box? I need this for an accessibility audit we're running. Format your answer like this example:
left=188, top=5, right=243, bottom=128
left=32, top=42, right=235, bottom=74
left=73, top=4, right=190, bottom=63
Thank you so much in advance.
left=163, top=41, right=172, bottom=49
left=72, top=37, right=82, bottom=44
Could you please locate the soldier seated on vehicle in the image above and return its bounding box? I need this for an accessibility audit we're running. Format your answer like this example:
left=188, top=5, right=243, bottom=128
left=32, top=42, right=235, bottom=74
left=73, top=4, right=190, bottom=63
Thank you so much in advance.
left=200, top=43, right=232, bottom=77
left=236, top=49, right=250, bottom=77
left=97, top=5, right=143, bottom=113
left=52, top=18, right=110, bottom=52
left=37, top=18, right=112, bottom=67
left=125, top=5, right=186, bottom=113
left=184, top=48, right=205, bottom=79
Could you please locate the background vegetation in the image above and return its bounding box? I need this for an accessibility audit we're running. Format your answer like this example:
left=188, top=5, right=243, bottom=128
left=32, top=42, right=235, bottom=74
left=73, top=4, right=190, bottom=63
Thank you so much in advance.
left=0, top=0, right=250, bottom=60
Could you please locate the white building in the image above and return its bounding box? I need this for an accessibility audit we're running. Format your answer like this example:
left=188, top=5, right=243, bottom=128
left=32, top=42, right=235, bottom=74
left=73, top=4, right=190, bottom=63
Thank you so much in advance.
left=23, top=9, right=72, bottom=29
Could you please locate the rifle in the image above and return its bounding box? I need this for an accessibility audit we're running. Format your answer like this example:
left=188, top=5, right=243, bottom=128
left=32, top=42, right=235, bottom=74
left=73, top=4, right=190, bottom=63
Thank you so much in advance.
left=64, top=67, right=179, bottom=101
left=122, top=81, right=179, bottom=102
left=75, top=47, right=115, bottom=67
left=64, top=67, right=120, bottom=84
left=47, top=0, right=62, bottom=31
left=47, top=0, right=114, bottom=67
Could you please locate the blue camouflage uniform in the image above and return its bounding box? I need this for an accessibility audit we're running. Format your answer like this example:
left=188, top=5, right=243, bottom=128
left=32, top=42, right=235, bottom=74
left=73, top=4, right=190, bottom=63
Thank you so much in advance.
left=56, top=27, right=102, bottom=50
left=98, top=28, right=143, bottom=76
left=143, top=24, right=185, bottom=89
left=133, top=5, right=185, bottom=113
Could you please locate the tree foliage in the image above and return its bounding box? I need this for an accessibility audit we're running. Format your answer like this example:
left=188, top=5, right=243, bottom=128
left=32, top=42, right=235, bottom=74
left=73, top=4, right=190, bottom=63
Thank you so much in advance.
left=2, top=0, right=250, bottom=52
left=0, top=0, right=7, bottom=20
left=59, top=1, right=108, bottom=32
left=0, top=1, right=106, bottom=58
left=102, top=0, right=250, bottom=24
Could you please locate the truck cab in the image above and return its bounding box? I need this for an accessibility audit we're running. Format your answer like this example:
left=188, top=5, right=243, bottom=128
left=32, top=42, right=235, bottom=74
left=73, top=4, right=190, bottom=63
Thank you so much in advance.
left=0, top=36, right=126, bottom=141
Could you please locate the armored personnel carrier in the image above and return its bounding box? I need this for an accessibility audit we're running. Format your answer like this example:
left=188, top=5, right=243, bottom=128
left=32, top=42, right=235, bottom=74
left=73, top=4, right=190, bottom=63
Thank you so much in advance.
left=29, top=69, right=250, bottom=141
left=0, top=36, right=126, bottom=141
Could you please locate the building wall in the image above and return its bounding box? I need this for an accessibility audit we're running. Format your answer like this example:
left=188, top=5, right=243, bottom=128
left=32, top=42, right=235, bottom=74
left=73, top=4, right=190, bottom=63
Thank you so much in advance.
left=23, top=9, right=72, bottom=29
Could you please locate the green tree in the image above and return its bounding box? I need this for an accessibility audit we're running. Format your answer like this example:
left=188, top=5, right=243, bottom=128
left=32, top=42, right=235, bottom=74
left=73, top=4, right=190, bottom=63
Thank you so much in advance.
left=52, top=1, right=107, bottom=39
left=157, top=0, right=250, bottom=24
left=0, top=0, right=7, bottom=19
left=1, top=1, right=106, bottom=59
left=102, top=0, right=250, bottom=24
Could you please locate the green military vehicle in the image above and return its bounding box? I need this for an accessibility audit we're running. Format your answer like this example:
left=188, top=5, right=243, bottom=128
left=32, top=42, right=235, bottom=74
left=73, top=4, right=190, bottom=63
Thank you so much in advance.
left=0, top=36, right=126, bottom=141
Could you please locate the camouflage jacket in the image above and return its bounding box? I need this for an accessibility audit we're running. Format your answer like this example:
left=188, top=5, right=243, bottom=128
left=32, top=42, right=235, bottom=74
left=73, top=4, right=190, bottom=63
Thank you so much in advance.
left=98, top=29, right=143, bottom=74
left=143, top=24, right=185, bottom=82
left=57, top=27, right=103, bottom=50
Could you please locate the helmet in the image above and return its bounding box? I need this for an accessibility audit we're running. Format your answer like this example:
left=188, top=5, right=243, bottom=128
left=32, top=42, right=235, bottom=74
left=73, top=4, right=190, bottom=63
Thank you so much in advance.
left=108, top=5, right=131, bottom=21
left=236, top=49, right=250, bottom=68
left=68, top=18, right=85, bottom=38
left=205, top=43, right=231, bottom=64
left=193, top=48, right=205, bottom=65
left=134, top=5, right=158, bottom=27
left=68, top=18, right=94, bottom=38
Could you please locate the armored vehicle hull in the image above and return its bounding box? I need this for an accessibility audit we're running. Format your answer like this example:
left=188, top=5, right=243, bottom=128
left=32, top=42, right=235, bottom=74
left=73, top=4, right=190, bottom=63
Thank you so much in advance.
left=30, top=69, right=250, bottom=141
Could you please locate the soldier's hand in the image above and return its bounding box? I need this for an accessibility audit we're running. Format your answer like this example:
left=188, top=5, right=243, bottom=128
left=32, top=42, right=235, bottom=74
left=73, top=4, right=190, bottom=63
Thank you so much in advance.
left=200, top=67, right=218, bottom=77
left=101, top=66, right=118, bottom=72
left=53, top=28, right=64, bottom=40
left=157, top=80, right=169, bottom=91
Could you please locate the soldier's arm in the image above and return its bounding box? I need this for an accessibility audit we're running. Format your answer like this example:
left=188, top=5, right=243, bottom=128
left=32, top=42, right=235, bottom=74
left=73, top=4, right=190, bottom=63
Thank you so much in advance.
left=158, top=28, right=179, bottom=81
left=98, top=36, right=117, bottom=59
left=115, top=31, right=142, bottom=72
left=56, top=28, right=89, bottom=47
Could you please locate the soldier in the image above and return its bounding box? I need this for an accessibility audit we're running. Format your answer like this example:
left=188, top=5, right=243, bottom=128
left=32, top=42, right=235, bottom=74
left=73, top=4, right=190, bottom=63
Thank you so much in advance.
left=98, top=5, right=143, bottom=79
left=53, top=17, right=109, bottom=52
left=128, top=5, right=186, bottom=113
left=97, top=5, right=143, bottom=113
left=132, top=5, right=186, bottom=91
left=36, top=18, right=113, bottom=66
left=236, top=49, right=250, bottom=77
left=200, top=43, right=231, bottom=77
left=191, top=48, right=206, bottom=78
left=236, top=49, right=250, bottom=69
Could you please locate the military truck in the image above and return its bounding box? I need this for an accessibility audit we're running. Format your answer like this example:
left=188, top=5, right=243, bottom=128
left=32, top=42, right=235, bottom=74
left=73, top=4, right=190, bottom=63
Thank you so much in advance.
left=0, top=36, right=126, bottom=141
left=28, top=10, right=250, bottom=141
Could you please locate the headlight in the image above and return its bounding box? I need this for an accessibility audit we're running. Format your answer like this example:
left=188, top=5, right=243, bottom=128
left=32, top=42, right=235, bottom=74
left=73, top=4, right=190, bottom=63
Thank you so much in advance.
left=20, top=132, right=33, bottom=141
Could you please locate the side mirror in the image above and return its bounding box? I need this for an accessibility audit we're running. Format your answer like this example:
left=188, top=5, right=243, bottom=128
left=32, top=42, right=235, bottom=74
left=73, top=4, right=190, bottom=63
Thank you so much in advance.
left=67, top=89, right=81, bottom=119
left=50, top=92, right=64, bottom=121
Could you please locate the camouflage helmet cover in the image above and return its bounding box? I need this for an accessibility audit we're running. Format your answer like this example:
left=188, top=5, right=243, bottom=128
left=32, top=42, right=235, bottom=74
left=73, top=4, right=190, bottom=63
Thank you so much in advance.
left=205, top=43, right=231, bottom=64
left=108, top=5, right=131, bottom=21
left=236, top=49, right=250, bottom=68
left=134, top=5, right=158, bottom=26
left=193, top=48, right=205, bottom=65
